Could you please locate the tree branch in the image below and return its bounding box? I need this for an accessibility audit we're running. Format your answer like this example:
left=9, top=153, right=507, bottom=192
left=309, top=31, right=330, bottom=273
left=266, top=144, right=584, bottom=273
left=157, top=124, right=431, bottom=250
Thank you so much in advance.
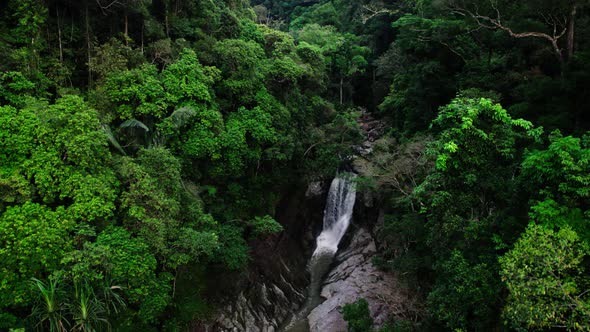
left=361, top=3, right=397, bottom=24
left=450, top=2, right=567, bottom=62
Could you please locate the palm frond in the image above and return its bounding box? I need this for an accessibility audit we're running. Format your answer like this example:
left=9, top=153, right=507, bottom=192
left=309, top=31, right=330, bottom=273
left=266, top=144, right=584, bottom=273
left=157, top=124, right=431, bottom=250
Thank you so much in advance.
left=101, top=124, right=127, bottom=156
left=69, top=282, right=110, bottom=332
left=120, top=119, right=150, bottom=132
left=101, top=281, right=126, bottom=315
left=30, top=277, right=68, bottom=332
left=151, top=131, right=166, bottom=148
left=167, top=106, right=197, bottom=129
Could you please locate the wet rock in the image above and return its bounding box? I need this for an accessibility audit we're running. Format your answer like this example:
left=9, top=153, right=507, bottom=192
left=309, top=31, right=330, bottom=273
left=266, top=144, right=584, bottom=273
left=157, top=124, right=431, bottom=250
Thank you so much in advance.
left=353, top=109, right=385, bottom=159
left=307, top=228, right=412, bottom=332
left=305, top=181, right=324, bottom=197
left=357, top=108, right=386, bottom=143
left=361, top=190, right=374, bottom=208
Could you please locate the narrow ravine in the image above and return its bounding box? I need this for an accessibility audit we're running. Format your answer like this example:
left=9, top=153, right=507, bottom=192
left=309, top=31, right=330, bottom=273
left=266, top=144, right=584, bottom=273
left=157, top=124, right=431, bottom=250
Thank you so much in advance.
left=282, top=173, right=357, bottom=332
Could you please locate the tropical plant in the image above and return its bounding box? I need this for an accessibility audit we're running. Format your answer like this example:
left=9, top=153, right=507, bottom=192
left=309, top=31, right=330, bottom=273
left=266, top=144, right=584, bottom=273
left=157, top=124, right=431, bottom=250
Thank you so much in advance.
left=31, top=278, right=67, bottom=332
left=68, top=283, right=109, bottom=332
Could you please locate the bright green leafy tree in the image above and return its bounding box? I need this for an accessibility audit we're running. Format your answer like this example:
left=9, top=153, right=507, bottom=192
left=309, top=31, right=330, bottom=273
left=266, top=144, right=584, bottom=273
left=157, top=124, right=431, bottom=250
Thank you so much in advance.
left=500, top=224, right=590, bottom=331
left=521, top=131, right=590, bottom=241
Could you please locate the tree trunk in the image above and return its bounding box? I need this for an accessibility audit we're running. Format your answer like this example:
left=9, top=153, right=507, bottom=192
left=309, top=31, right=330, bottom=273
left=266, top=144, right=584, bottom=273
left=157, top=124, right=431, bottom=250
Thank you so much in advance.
left=85, top=2, right=92, bottom=88
left=339, top=77, right=344, bottom=105
left=124, top=10, right=129, bottom=45
left=70, top=13, right=74, bottom=43
left=165, top=13, right=169, bottom=37
left=141, top=22, right=144, bottom=54
left=57, top=6, right=63, bottom=63
left=551, top=39, right=564, bottom=65
left=567, top=4, right=577, bottom=61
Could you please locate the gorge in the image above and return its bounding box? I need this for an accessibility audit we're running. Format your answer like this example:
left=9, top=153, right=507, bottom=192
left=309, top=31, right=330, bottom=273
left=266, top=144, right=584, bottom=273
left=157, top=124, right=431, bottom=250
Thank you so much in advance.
left=209, top=171, right=417, bottom=332
left=282, top=173, right=357, bottom=331
left=2, top=0, right=590, bottom=331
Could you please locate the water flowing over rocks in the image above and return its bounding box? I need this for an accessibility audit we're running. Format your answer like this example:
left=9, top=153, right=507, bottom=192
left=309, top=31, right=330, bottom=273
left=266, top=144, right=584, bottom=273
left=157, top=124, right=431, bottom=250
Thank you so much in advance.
left=313, top=175, right=357, bottom=255
left=280, top=175, right=357, bottom=331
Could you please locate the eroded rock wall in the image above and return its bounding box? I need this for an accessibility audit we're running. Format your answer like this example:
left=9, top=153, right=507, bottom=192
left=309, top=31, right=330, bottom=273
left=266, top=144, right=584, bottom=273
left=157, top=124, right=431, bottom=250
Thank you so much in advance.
left=204, top=186, right=325, bottom=332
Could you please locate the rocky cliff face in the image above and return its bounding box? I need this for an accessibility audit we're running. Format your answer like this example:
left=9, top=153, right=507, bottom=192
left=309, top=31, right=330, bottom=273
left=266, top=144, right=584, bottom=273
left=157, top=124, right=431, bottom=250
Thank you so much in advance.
left=308, top=227, right=414, bottom=331
left=203, top=186, right=323, bottom=332
left=213, top=281, right=302, bottom=332
left=206, top=226, right=416, bottom=332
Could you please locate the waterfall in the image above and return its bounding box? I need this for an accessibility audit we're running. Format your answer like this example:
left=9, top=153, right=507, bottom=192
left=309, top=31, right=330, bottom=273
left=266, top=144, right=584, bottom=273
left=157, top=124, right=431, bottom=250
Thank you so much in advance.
left=313, top=174, right=357, bottom=256
left=282, top=173, right=357, bottom=332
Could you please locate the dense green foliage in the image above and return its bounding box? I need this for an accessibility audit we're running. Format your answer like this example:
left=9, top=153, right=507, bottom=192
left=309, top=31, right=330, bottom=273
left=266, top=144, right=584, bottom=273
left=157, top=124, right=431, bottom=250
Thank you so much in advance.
left=337, top=0, right=590, bottom=330
left=2, top=0, right=590, bottom=330
left=0, top=0, right=361, bottom=329
left=263, top=0, right=590, bottom=330
left=342, top=298, right=374, bottom=332
left=500, top=224, right=590, bottom=331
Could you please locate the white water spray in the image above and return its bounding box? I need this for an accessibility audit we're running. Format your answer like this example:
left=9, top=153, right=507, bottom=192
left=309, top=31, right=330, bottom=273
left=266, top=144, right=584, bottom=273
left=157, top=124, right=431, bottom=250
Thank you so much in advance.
left=313, top=173, right=357, bottom=256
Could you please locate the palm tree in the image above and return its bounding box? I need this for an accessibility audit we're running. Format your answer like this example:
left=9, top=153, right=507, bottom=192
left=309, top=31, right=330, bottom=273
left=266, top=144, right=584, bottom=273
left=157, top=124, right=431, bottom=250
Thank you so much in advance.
left=99, top=278, right=126, bottom=316
left=31, top=277, right=68, bottom=332
left=68, top=282, right=109, bottom=332
left=31, top=277, right=126, bottom=332
left=103, top=106, right=198, bottom=154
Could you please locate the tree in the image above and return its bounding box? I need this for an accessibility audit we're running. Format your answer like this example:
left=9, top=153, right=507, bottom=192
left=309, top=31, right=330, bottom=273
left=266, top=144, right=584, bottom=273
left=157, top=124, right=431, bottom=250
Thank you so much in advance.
left=161, top=48, right=219, bottom=107
left=0, top=96, right=118, bottom=219
left=21, top=96, right=119, bottom=222
left=378, top=12, right=467, bottom=131
left=0, top=203, right=74, bottom=311
left=419, top=94, right=540, bottom=255
left=409, top=94, right=541, bottom=329
left=213, top=38, right=266, bottom=105
left=117, top=148, right=219, bottom=270
left=102, top=63, right=167, bottom=119
left=64, top=226, right=167, bottom=324
left=500, top=224, right=590, bottom=331
left=5, top=0, right=48, bottom=76
left=427, top=250, right=499, bottom=330
left=521, top=131, right=590, bottom=241
left=296, top=24, right=370, bottom=104
left=333, top=33, right=370, bottom=105
left=360, top=2, right=398, bottom=24
left=88, top=38, right=140, bottom=83
left=447, top=0, right=586, bottom=63
left=0, top=71, right=37, bottom=107
left=0, top=95, right=119, bottom=325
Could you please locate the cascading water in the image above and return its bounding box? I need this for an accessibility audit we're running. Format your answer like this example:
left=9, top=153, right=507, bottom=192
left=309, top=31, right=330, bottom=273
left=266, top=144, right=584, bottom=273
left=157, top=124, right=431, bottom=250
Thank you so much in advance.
left=314, top=174, right=357, bottom=256
left=282, top=173, right=357, bottom=332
